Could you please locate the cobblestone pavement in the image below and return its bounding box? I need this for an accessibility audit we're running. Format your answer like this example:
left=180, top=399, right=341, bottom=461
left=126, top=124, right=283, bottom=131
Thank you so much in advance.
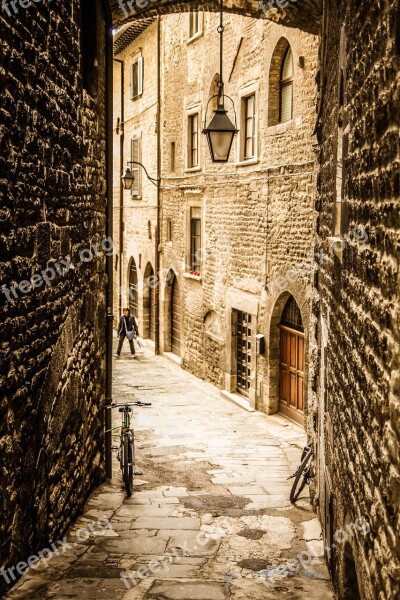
left=6, top=345, right=335, bottom=600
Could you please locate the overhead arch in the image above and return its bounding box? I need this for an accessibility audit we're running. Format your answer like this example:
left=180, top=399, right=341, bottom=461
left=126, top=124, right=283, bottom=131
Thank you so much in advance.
left=111, top=0, right=322, bottom=35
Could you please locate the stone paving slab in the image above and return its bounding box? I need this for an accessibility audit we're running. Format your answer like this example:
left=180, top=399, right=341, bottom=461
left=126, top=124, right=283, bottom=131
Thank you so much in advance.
left=4, top=350, right=334, bottom=600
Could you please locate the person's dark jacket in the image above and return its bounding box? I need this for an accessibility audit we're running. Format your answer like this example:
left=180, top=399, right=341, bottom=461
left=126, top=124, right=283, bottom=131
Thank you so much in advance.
left=118, top=315, right=139, bottom=337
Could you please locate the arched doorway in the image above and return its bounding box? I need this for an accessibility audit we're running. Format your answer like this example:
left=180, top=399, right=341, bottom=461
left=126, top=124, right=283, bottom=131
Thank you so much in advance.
left=128, top=258, right=138, bottom=318
left=279, top=295, right=304, bottom=425
left=143, top=263, right=156, bottom=341
left=170, top=272, right=181, bottom=357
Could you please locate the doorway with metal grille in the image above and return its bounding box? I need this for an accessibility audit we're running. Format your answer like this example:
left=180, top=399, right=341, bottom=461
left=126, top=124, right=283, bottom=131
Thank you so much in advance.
left=236, top=310, right=252, bottom=396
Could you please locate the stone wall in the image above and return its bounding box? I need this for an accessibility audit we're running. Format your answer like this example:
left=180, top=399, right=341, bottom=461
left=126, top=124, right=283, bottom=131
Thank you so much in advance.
left=0, top=1, right=108, bottom=593
left=313, top=0, right=400, bottom=597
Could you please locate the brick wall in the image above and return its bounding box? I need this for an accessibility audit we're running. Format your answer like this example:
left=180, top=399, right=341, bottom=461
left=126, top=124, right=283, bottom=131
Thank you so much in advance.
left=0, top=1, right=108, bottom=592
left=313, top=0, right=400, bottom=597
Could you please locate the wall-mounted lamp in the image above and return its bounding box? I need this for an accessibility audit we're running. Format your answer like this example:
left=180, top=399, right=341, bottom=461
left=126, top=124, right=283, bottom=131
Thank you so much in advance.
left=202, top=0, right=238, bottom=162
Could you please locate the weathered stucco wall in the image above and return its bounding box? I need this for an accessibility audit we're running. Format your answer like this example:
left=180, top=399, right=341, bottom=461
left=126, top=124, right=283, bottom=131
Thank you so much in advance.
left=0, top=1, right=108, bottom=592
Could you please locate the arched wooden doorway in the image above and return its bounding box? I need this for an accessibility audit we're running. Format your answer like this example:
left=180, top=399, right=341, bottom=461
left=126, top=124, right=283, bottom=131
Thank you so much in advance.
left=170, top=272, right=181, bottom=357
left=128, top=258, right=138, bottom=318
left=143, top=263, right=156, bottom=341
left=279, top=296, right=304, bottom=425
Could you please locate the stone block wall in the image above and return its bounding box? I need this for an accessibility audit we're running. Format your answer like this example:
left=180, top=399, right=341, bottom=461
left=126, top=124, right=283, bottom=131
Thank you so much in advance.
left=0, top=1, right=108, bottom=593
left=313, top=0, right=400, bottom=597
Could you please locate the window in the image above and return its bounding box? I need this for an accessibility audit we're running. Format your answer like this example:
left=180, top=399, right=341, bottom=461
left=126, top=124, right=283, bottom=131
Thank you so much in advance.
left=170, top=142, right=176, bottom=172
left=189, top=11, right=201, bottom=39
left=166, top=218, right=172, bottom=242
left=243, top=94, right=256, bottom=159
left=189, top=207, right=201, bottom=274
left=130, top=56, right=143, bottom=99
left=188, top=113, right=199, bottom=168
left=268, top=38, right=294, bottom=127
left=280, top=47, right=293, bottom=123
left=131, top=136, right=141, bottom=197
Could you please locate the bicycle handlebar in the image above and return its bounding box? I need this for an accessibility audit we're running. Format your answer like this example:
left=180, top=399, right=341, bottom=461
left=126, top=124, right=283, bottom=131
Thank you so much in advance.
left=103, top=401, right=152, bottom=409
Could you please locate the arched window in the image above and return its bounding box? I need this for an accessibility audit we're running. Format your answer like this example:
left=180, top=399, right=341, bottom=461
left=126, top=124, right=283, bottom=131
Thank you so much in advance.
left=268, top=38, right=294, bottom=126
left=128, top=258, right=138, bottom=317
left=279, top=46, right=293, bottom=123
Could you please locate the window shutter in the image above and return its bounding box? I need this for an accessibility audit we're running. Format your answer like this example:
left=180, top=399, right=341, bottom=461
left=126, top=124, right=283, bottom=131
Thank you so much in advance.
left=131, top=137, right=140, bottom=196
left=280, top=84, right=293, bottom=123
left=137, top=57, right=143, bottom=96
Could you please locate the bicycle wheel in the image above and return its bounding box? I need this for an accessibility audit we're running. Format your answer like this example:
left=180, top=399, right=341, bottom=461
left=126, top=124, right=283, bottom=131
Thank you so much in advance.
left=290, top=446, right=313, bottom=503
left=123, top=434, right=134, bottom=497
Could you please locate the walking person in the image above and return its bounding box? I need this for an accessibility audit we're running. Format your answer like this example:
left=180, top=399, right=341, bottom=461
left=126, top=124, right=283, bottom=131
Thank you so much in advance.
left=115, top=308, right=139, bottom=358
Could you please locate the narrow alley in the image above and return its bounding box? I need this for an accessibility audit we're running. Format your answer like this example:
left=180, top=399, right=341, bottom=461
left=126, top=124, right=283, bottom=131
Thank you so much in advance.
left=6, top=346, right=333, bottom=600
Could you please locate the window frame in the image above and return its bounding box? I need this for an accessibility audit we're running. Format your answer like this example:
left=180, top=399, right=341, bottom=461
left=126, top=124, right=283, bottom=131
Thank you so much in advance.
left=185, top=105, right=201, bottom=171
left=188, top=10, right=203, bottom=43
left=279, top=46, right=293, bottom=123
left=184, top=197, right=203, bottom=279
left=130, top=55, right=143, bottom=100
left=237, top=81, right=259, bottom=165
left=190, top=207, right=202, bottom=274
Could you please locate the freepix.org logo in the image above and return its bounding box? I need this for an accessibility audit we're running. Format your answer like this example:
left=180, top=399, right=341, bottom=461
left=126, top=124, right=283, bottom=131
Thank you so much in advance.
left=118, top=0, right=159, bottom=18
left=2, top=0, right=52, bottom=17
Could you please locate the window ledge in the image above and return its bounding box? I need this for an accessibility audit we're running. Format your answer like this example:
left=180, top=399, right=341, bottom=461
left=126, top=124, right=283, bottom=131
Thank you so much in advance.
left=183, top=272, right=202, bottom=282
left=236, top=158, right=259, bottom=167
left=184, top=166, right=202, bottom=173
left=187, top=31, right=203, bottom=44
left=266, top=120, right=293, bottom=134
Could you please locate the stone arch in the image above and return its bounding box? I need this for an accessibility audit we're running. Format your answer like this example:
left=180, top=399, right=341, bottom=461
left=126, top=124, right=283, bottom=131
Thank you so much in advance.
left=268, top=36, right=293, bottom=126
left=111, top=1, right=321, bottom=35
left=267, top=287, right=310, bottom=426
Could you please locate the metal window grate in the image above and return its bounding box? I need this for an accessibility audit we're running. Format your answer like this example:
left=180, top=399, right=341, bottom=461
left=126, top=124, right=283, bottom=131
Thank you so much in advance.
left=280, top=296, right=303, bottom=331
left=236, top=310, right=252, bottom=396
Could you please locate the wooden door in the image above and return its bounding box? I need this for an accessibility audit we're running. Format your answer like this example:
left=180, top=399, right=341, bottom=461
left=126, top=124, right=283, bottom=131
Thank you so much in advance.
left=279, top=325, right=304, bottom=425
left=149, top=282, right=156, bottom=342
left=171, top=275, right=181, bottom=357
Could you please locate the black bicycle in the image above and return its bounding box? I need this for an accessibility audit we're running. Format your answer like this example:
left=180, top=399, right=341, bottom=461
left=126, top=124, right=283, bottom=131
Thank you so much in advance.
left=289, top=445, right=314, bottom=503
left=104, top=401, right=151, bottom=497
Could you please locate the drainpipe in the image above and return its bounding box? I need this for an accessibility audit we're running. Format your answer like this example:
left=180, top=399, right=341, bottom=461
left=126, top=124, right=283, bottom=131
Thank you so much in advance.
left=104, top=1, right=113, bottom=480
left=155, top=16, right=161, bottom=355
left=114, top=57, right=124, bottom=318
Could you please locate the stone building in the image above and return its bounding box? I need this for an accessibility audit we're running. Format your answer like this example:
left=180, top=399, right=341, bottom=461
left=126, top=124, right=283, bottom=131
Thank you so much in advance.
left=0, top=1, right=112, bottom=593
left=113, top=12, right=319, bottom=428
left=113, top=17, right=159, bottom=344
